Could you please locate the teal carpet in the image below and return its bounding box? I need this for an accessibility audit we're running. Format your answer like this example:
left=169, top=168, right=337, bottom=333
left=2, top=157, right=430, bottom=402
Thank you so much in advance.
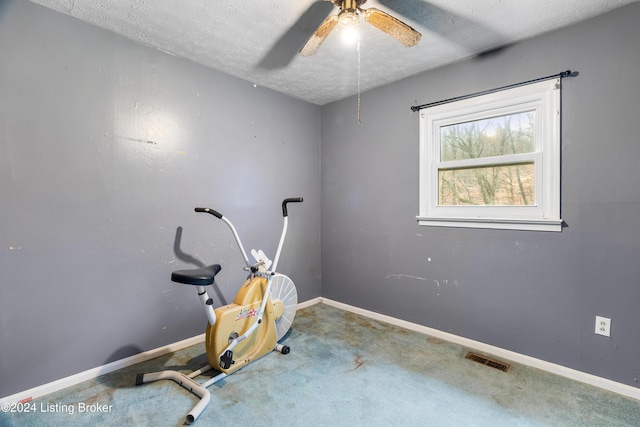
left=2, top=303, right=639, bottom=426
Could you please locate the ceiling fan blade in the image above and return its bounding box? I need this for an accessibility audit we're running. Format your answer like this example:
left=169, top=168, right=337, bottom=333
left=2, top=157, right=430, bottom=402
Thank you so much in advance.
left=257, top=1, right=335, bottom=69
left=377, top=0, right=502, bottom=49
left=300, top=14, right=339, bottom=56
left=363, top=7, right=421, bottom=47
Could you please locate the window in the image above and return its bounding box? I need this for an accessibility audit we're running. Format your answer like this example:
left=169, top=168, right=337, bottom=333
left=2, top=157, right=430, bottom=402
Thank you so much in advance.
left=418, top=79, right=562, bottom=231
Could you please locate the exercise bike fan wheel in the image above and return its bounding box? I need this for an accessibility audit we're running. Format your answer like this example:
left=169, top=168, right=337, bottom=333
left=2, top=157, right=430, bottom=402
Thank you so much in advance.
left=270, top=274, right=297, bottom=340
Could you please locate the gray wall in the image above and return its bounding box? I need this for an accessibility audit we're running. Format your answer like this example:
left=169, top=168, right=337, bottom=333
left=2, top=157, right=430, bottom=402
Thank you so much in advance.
left=0, top=1, right=320, bottom=397
left=2, top=0, right=639, bottom=399
left=321, top=3, right=640, bottom=388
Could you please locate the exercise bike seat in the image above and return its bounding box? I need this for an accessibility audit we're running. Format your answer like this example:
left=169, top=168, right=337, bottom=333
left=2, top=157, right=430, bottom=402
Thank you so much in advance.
left=171, top=264, right=222, bottom=286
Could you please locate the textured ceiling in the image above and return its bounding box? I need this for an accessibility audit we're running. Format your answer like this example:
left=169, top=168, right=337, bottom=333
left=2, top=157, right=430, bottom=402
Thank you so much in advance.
left=30, top=0, right=638, bottom=105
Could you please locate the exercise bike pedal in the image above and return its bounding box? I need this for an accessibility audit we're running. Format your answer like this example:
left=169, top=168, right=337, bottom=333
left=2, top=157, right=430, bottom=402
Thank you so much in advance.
left=275, top=344, right=290, bottom=354
left=219, top=350, right=235, bottom=369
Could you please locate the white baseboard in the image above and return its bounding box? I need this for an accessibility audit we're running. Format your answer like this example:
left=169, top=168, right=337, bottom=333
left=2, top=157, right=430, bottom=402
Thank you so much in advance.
left=0, top=299, right=322, bottom=404
left=297, top=297, right=322, bottom=310
left=3, top=297, right=638, bottom=404
left=317, top=297, right=640, bottom=401
left=0, top=333, right=205, bottom=405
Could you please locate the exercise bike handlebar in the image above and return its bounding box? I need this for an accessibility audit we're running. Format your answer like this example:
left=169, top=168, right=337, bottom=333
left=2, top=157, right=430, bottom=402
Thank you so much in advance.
left=282, top=197, right=303, bottom=217
left=194, top=197, right=303, bottom=272
left=194, top=207, right=223, bottom=219
left=195, top=197, right=302, bottom=219
left=195, top=206, right=252, bottom=268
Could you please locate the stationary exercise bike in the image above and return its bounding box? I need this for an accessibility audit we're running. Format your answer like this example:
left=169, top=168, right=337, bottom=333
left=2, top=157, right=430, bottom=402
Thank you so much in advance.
left=136, top=197, right=303, bottom=424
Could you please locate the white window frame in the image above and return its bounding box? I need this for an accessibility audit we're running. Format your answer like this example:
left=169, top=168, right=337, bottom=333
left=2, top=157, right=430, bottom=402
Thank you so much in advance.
left=418, top=78, right=562, bottom=232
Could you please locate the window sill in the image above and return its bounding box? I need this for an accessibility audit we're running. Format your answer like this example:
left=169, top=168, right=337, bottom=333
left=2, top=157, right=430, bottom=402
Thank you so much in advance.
left=416, top=216, right=563, bottom=232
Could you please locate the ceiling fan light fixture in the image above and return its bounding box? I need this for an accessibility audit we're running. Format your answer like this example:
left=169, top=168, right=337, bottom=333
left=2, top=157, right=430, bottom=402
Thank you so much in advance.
left=338, top=10, right=359, bottom=27
left=299, top=0, right=421, bottom=57
left=340, top=23, right=359, bottom=45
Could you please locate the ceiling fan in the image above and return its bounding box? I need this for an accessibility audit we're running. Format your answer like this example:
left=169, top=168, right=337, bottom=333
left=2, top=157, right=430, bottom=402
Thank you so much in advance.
left=300, top=0, right=422, bottom=56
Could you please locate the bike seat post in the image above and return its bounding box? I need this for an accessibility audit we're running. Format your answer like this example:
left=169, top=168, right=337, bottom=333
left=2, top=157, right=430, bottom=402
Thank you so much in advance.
left=196, top=286, right=217, bottom=326
left=170, top=264, right=221, bottom=326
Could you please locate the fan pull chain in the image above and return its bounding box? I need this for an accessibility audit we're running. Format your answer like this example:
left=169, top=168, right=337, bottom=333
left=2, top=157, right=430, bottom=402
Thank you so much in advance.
left=357, top=33, right=361, bottom=124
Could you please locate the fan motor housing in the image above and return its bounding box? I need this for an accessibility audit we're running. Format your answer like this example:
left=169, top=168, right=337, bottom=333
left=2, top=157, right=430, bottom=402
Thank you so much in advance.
left=339, top=0, right=364, bottom=13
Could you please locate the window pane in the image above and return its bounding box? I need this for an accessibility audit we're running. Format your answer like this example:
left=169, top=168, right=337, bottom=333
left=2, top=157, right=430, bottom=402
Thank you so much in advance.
left=438, top=163, right=535, bottom=206
left=440, top=111, right=535, bottom=161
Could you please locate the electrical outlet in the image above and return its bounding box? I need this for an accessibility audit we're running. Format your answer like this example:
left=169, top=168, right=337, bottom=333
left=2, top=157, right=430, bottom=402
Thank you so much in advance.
left=595, top=316, right=611, bottom=337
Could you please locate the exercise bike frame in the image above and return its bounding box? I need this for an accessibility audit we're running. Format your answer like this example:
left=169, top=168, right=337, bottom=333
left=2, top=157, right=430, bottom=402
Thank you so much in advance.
left=136, top=197, right=302, bottom=424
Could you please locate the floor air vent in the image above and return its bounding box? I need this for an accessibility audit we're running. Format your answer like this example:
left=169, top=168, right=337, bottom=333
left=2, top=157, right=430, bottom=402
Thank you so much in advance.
left=465, top=352, right=510, bottom=372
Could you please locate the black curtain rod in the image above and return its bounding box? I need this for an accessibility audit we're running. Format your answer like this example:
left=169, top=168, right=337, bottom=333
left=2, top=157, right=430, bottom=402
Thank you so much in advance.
left=410, top=70, right=578, bottom=112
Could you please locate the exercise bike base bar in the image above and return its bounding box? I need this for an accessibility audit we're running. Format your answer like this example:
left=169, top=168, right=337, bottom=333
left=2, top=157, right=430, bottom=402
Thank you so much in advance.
left=136, top=370, right=211, bottom=425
